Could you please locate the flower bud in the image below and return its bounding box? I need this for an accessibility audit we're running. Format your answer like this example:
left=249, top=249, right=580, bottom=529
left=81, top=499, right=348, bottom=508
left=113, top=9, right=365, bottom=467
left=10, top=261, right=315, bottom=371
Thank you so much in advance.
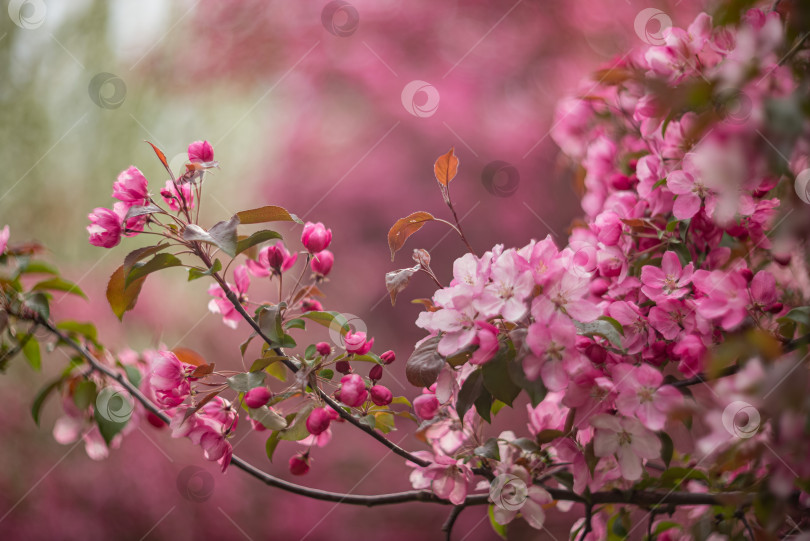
left=413, top=394, right=440, bottom=420
left=112, top=166, right=148, bottom=205
left=244, top=387, right=272, bottom=409
left=380, top=350, right=396, bottom=365
left=316, top=342, right=332, bottom=356
left=310, top=249, right=334, bottom=276
left=306, top=407, right=332, bottom=436
left=344, top=331, right=373, bottom=355
left=740, top=268, right=754, bottom=283
left=87, top=207, right=123, bottom=249
left=773, top=252, right=791, bottom=266
left=266, top=245, right=285, bottom=270
left=335, top=360, right=351, bottom=374
left=188, top=140, right=214, bottom=163
left=589, top=278, right=609, bottom=297
left=768, top=302, right=784, bottom=314
left=301, top=298, right=323, bottom=312
left=289, top=453, right=310, bottom=476
left=301, top=222, right=332, bottom=253
left=338, top=374, right=367, bottom=407
left=369, top=364, right=383, bottom=382
left=249, top=418, right=266, bottom=432
left=370, top=385, right=393, bottom=406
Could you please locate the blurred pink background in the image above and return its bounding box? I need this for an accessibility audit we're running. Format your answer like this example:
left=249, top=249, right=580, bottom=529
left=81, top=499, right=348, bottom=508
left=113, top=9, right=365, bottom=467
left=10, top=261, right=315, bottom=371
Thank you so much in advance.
left=0, top=0, right=704, bottom=538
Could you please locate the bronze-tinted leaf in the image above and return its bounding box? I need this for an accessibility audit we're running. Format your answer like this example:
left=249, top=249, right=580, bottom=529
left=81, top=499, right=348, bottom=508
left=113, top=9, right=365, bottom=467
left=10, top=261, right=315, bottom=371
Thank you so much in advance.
left=106, top=265, right=146, bottom=321
left=434, top=147, right=459, bottom=187
left=385, top=265, right=419, bottom=306
left=405, top=335, right=445, bottom=388
left=236, top=205, right=303, bottom=225
left=173, top=347, right=207, bottom=367
left=146, top=141, right=174, bottom=180
left=388, top=211, right=434, bottom=261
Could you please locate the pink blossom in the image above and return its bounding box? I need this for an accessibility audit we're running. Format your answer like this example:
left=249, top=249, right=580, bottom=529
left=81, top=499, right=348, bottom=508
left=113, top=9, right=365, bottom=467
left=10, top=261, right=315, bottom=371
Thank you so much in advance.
left=160, top=180, right=195, bottom=211
left=188, top=140, right=214, bottom=163
left=468, top=321, right=500, bottom=365
left=370, top=385, right=393, bottom=406
left=207, top=265, right=250, bottom=329
left=246, top=242, right=298, bottom=277
left=289, top=453, right=310, bottom=475
left=473, top=252, right=534, bottom=321
left=310, top=249, right=334, bottom=276
left=380, top=350, right=396, bottom=364
left=0, top=225, right=9, bottom=254
left=692, top=268, right=749, bottom=330
left=748, top=270, right=777, bottom=311
left=667, top=156, right=713, bottom=220
left=306, top=407, right=332, bottom=435
left=301, top=222, right=332, bottom=253
left=417, top=303, right=477, bottom=357
left=672, top=334, right=707, bottom=377
left=413, top=394, right=440, bottom=420
left=532, top=271, right=600, bottom=323
left=344, top=331, right=373, bottom=355
left=641, top=251, right=694, bottom=301
left=591, top=414, right=661, bottom=481
left=148, top=351, right=191, bottom=408
left=315, top=342, right=331, bottom=356
left=244, top=387, right=271, bottom=409
left=112, top=166, right=149, bottom=205
left=301, top=298, right=323, bottom=312
left=649, top=299, right=700, bottom=341
left=525, top=317, right=578, bottom=390
left=607, top=301, right=653, bottom=355
left=338, top=373, right=367, bottom=407
left=593, top=211, right=622, bottom=246
left=87, top=207, right=123, bottom=248
left=526, top=391, right=568, bottom=436
left=611, top=363, right=682, bottom=431
left=407, top=452, right=473, bottom=505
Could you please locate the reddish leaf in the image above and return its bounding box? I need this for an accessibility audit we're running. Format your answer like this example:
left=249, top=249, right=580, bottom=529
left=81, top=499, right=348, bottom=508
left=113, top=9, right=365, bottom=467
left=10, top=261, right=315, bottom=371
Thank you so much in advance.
left=190, top=363, right=215, bottom=378
left=434, top=148, right=459, bottom=187
left=173, top=347, right=207, bottom=367
left=146, top=141, right=174, bottom=180
left=388, top=211, right=434, bottom=261
left=411, top=298, right=439, bottom=312
left=106, top=265, right=146, bottom=321
left=236, top=205, right=302, bottom=225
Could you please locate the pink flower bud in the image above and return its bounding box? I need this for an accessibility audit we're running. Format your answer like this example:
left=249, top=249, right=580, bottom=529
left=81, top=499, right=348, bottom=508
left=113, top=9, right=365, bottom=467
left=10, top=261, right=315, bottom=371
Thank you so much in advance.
left=594, top=211, right=622, bottom=246
left=740, top=268, right=754, bottom=283
left=289, top=453, right=310, bottom=475
left=188, top=140, right=214, bottom=163
left=380, top=350, right=396, bottom=365
left=327, top=408, right=341, bottom=421
left=316, top=342, right=332, bottom=356
left=310, top=250, right=334, bottom=276
left=87, top=207, right=123, bottom=248
left=301, top=222, right=332, bottom=253
left=589, top=278, right=610, bottom=297
left=249, top=418, right=266, bottom=432
left=344, top=331, right=373, bottom=355
left=370, top=385, right=393, bottom=406
left=306, top=407, right=332, bottom=436
left=369, top=364, right=383, bottom=381
left=244, top=387, right=272, bottom=409
left=112, top=166, right=149, bottom=205
left=301, top=298, right=323, bottom=312
left=413, top=394, right=440, bottom=420
left=768, top=302, right=784, bottom=314
left=335, top=360, right=351, bottom=374
left=774, top=252, right=791, bottom=266
left=338, top=374, right=367, bottom=407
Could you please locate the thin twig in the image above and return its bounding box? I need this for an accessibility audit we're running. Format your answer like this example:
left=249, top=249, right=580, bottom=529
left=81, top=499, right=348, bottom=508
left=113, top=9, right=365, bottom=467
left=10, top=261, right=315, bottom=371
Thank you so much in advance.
left=441, top=505, right=466, bottom=540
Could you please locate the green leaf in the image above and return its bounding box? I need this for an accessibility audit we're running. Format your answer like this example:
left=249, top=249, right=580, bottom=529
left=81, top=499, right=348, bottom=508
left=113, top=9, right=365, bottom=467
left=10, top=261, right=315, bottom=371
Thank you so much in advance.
left=122, top=364, right=142, bottom=388
left=249, top=406, right=288, bottom=430
left=32, top=277, right=87, bottom=299
left=182, top=215, right=239, bottom=257
left=249, top=355, right=288, bottom=372
left=536, top=429, right=565, bottom=444
left=456, top=369, right=483, bottom=422
left=666, top=220, right=680, bottom=233
left=235, top=230, right=282, bottom=256
left=56, top=320, right=98, bottom=344
left=405, top=335, right=445, bottom=388
left=574, top=319, right=624, bottom=348
left=106, top=265, right=146, bottom=320
left=597, top=315, right=625, bottom=337
left=482, top=352, right=521, bottom=406
left=373, top=412, right=396, bottom=433
left=279, top=403, right=315, bottom=441
left=94, top=404, right=128, bottom=446
left=188, top=259, right=222, bottom=281
left=474, top=389, right=493, bottom=423
left=226, top=372, right=266, bottom=392
left=265, top=432, right=282, bottom=462
left=488, top=506, right=508, bottom=539
left=305, top=344, right=318, bottom=359
left=126, top=253, right=184, bottom=287
left=21, top=335, right=41, bottom=371
left=659, top=431, right=674, bottom=468
left=124, top=203, right=161, bottom=221
left=236, top=205, right=302, bottom=225
left=19, top=260, right=59, bottom=275
left=32, top=378, right=61, bottom=425
left=123, top=243, right=170, bottom=278
left=318, top=369, right=334, bottom=380
left=24, top=292, right=50, bottom=320
left=73, top=380, right=97, bottom=410
left=300, top=311, right=352, bottom=335
left=474, top=438, right=500, bottom=460
left=285, top=318, right=306, bottom=330
left=257, top=305, right=285, bottom=346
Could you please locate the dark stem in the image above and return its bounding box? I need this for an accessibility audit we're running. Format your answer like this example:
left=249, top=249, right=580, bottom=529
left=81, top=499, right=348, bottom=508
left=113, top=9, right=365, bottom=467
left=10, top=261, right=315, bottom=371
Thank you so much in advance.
left=441, top=505, right=466, bottom=541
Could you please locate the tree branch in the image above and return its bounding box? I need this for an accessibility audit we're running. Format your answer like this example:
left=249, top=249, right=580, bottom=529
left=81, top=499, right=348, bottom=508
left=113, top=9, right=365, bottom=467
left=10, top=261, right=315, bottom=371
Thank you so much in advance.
left=441, top=505, right=466, bottom=540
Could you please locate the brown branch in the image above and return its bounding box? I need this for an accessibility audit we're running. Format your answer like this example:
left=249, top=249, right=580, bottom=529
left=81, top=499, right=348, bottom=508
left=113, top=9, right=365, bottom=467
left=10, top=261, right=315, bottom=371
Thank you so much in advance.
left=442, top=505, right=466, bottom=540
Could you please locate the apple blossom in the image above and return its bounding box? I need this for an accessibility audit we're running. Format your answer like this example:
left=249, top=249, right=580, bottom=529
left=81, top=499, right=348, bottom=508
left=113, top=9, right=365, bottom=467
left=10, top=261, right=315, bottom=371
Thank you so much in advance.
left=301, top=222, right=332, bottom=253
left=244, top=387, right=272, bottom=409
